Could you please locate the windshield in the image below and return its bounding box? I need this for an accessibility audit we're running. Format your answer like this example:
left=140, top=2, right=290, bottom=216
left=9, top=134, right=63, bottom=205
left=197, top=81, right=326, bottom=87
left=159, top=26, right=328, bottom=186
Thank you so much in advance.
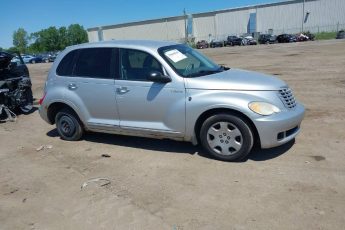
left=158, top=44, right=226, bottom=78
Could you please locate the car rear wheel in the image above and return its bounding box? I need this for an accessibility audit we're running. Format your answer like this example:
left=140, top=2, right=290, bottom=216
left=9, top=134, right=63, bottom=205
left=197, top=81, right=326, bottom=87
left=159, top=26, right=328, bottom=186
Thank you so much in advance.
left=200, top=114, right=254, bottom=161
left=55, top=108, right=84, bottom=141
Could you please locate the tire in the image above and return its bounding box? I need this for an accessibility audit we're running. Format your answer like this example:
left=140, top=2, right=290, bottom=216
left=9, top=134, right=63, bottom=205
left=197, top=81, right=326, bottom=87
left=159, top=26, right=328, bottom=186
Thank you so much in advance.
left=200, top=114, right=254, bottom=161
left=55, top=108, right=84, bottom=141
left=31, top=60, right=36, bottom=64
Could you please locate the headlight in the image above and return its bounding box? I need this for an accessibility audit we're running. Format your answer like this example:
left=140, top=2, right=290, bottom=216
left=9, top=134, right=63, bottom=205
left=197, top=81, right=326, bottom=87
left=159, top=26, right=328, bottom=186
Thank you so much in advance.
left=248, top=102, right=280, bottom=116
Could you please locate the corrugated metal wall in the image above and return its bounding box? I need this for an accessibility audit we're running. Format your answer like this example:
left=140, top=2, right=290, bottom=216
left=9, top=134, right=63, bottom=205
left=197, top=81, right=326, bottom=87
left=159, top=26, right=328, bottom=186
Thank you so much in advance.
left=303, top=0, right=345, bottom=32
left=216, top=9, right=254, bottom=40
left=192, top=14, right=216, bottom=41
left=88, top=0, right=345, bottom=43
left=257, top=2, right=303, bottom=34
left=257, top=0, right=345, bottom=34
left=88, top=18, right=185, bottom=43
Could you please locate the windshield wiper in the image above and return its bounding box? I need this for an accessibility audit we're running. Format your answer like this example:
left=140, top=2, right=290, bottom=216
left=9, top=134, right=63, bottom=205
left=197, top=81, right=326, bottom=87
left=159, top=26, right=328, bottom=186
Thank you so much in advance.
left=186, top=69, right=223, bottom=78
left=219, top=65, right=230, bottom=71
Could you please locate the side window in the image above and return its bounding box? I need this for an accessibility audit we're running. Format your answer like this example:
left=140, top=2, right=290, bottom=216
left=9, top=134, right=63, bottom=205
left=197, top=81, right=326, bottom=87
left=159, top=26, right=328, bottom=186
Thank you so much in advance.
left=120, top=49, right=163, bottom=81
left=56, top=50, right=77, bottom=76
left=74, top=48, right=112, bottom=79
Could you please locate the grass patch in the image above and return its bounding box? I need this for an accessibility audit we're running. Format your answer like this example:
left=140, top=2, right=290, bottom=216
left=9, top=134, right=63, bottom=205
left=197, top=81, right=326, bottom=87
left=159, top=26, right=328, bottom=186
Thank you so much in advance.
left=315, top=31, right=337, bottom=40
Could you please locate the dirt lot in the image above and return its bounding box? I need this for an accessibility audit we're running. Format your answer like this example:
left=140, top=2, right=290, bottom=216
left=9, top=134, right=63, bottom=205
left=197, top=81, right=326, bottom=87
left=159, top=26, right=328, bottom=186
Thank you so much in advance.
left=1, top=40, right=345, bottom=230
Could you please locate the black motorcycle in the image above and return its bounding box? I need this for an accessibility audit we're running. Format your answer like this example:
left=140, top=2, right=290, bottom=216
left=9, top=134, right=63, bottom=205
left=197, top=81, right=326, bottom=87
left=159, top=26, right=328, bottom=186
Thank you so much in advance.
left=0, top=51, right=33, bottom=121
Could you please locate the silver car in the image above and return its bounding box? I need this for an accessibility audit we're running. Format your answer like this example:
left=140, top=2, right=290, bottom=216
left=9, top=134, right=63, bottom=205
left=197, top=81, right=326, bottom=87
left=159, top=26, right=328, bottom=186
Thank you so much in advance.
left=39, top=40, right=305, bottom=161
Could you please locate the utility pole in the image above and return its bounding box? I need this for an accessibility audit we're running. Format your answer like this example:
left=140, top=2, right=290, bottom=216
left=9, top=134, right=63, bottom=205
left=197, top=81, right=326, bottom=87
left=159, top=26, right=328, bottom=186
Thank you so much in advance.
left=301, top=0, right=305, bottom=32
left=184, top=8, right=188, bottom=43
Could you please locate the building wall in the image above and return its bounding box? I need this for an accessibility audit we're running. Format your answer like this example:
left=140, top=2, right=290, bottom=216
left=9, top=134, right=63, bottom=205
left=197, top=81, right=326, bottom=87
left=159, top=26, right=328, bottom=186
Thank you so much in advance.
left=192, top=14, right=216, bottom=41
left=88, top=18, right=185, bottom=43
left=216, top=9, right=255, bottom=40
left=257, top=0, right=345, bottom=35
left=87, top=30, right=99, bottom=43
left=303, top=0, right=345, bottom=32
left=88, top=0, right=345, bottom=43
left=257, top=2, right=303, bottom=34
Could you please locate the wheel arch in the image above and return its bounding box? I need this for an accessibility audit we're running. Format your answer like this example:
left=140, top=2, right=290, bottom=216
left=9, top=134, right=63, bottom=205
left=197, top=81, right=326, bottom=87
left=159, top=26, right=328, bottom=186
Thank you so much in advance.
left=47, top=102, right=82, bottom=126
left=194, top=108, right=261, bottom=148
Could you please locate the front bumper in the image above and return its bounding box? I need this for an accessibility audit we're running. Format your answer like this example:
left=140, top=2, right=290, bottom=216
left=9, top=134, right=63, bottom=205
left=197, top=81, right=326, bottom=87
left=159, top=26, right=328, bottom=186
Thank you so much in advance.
left=253, top=103, right=305, bottom=148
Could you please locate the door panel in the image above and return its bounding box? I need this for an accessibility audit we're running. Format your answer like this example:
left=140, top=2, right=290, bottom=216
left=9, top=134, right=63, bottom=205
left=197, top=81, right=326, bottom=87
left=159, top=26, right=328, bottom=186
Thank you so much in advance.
left=57, top=47, right=120, bottom=130
left=116, top=48, right=185, bottom=135
left=64, top=77, right=119, bottom=129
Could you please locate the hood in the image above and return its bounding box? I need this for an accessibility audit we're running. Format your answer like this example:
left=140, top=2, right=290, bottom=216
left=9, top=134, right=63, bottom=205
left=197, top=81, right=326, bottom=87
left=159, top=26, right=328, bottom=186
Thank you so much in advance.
left=185, top=68, right=287, bottom=91
left=0, top=52, right=14, bottom=70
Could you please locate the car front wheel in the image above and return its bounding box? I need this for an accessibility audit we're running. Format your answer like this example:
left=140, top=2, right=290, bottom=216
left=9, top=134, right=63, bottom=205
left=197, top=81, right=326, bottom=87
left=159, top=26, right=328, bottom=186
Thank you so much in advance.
left=55, top=108, right=84, bottom=141
left=200, top=114, right=254, bottom=161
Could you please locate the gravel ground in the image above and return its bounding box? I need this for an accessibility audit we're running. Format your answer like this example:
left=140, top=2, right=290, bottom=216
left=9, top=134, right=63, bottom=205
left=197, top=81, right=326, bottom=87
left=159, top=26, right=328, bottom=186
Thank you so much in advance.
left=0, top=39, right=345, bottom=230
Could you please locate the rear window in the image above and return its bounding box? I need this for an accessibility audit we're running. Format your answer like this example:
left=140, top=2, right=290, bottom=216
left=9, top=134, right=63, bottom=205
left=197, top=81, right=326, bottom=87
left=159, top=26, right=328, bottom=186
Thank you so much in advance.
left=74, top=48, right=112, bottom=79
left=56, top=50, right=77, bottom=76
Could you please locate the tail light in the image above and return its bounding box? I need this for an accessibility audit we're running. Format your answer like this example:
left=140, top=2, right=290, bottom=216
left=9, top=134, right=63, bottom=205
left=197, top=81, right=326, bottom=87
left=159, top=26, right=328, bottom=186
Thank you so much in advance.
left=39, top=92, right=46, bottom=105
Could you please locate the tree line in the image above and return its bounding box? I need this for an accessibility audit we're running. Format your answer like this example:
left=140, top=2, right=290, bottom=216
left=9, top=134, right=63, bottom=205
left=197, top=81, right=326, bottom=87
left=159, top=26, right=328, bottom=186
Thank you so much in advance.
left=2, top=24, right=88, bottom=54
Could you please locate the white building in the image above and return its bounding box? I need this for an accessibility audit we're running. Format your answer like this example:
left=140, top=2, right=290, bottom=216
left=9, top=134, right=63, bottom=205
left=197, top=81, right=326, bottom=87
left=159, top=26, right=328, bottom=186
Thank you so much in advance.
left=88, top=0, right=345, bottom=42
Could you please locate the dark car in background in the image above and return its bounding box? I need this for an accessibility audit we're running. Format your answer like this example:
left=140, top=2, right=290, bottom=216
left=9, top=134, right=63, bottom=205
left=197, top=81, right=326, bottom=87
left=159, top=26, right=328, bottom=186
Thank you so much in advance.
left=210, top=39, right=224, bottom=48
left=226, top=36, right=243, bottom=46
left=336, top=30, right=345, bottom=39
left=277, top=34, right=297, bottom=43
left=196, top=40, right=209, bottom=49
left=258, top=34, right=277, bottom=44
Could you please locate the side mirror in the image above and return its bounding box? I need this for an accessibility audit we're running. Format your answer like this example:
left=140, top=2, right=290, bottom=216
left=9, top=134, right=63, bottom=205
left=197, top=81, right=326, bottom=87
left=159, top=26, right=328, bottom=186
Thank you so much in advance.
left=147, top=71, right=171, bottom=83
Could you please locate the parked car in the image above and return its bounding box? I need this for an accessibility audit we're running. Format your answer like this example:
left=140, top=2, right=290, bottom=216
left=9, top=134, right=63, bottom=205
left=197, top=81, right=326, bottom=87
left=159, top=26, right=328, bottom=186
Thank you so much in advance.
left=39, top=40, right=305, bottom=161
left=42, top=54, right=57, bottom=63
left=196, top=40, right=209, bottom=49
left=277, top=34, right=297, bottom=43
left=296, top=33, right=309, bottom=42
left=242, top=36, right=257, bottom=45
left=0, top=51, right=33, bottom=120
left=336, top=30, right=345, bottom=39
left=22, top=55, right=43, bottom=64
left=210, top=39, right=224, bottom=48
left=296, top=32, right=315, bottom=42
left=258, top=34, right=277, bottom=44
left=303, top=31, right=315, bottom=41
left=226, top=36, right=243, bottom=46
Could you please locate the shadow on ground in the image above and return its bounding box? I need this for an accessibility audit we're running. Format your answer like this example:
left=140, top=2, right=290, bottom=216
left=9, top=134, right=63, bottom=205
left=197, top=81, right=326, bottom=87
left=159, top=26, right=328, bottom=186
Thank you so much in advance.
left=47, top=128, right=295, bottom=162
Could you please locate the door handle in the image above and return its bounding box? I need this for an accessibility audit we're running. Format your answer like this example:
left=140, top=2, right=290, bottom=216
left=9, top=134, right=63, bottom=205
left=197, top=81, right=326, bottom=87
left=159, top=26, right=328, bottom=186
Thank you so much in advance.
left=116, top=87, right=130, bottom=94
left=68, top=83, right=78, bottom=90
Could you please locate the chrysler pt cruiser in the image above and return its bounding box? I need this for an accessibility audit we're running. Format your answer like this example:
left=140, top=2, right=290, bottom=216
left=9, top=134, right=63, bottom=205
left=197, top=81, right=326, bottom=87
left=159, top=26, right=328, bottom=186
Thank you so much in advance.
left=39, top=40, right=305, bottom=161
